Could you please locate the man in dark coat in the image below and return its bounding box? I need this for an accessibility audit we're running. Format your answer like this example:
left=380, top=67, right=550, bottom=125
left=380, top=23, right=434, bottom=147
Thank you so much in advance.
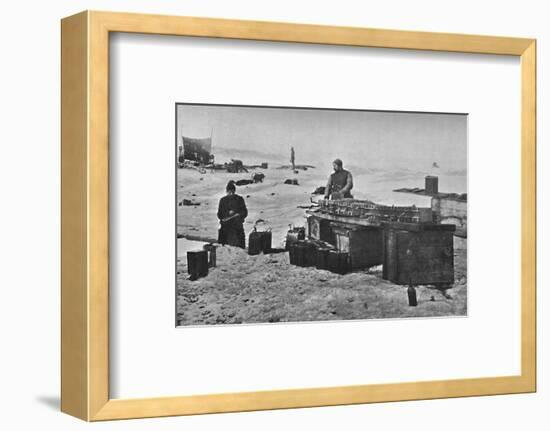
left=324, top=158, right=354, bottom=199
left=217, top=180, right=248, bottom=248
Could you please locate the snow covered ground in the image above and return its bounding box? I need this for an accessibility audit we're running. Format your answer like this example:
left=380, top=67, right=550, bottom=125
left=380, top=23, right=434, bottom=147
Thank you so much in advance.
left=176, top=163, right=467, bottom=325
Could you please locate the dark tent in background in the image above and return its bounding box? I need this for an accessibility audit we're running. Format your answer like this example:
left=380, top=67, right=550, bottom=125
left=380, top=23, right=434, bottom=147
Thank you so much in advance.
left=179, top=135, right=212, bottom=164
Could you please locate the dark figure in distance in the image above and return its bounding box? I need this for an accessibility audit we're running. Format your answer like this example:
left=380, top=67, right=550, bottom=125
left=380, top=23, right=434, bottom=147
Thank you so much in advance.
left=217, top=180, right=248, bottom=248
left=324, top=158, right=353, bottom=199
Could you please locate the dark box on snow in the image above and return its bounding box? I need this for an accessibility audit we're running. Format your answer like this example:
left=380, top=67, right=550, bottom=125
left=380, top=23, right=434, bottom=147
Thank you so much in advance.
left=289, top=241, right=316, bottom=267
left=248, top=231, right=272, bottom=255
left=382, top=222, right=455, bottom=286
left=187, top=250, right=209, bottom=280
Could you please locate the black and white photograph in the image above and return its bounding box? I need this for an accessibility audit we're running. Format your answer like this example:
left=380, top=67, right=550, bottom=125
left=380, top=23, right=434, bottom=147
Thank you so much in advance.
left=176, top=103, right=467, bottom=326
left=176, top=103, right=468, bottom=326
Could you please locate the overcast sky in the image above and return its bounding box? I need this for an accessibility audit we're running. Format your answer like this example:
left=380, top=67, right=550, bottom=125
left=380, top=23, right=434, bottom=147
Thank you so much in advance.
left=176, top=104, right=467, bottom=172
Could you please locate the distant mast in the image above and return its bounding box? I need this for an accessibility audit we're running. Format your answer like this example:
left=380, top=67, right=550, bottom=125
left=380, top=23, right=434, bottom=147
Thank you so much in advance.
left=210, top=126, right=214, bottom=164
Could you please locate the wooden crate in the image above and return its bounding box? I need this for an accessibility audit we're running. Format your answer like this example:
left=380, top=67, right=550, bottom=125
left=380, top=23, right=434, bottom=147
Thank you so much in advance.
left=330, top=222, right=383, bottom=269
left=289, top=241, right=317, bottom=267
left=307, top=215, right=333, bottom=244
left=382, top=222, right=456, bottom=286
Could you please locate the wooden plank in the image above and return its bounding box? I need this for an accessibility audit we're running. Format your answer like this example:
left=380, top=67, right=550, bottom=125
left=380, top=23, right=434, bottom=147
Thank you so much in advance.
left=306, top=211, right=382, bottom=227
left=520, top=39, right=536, bottom=390
left=91, top=10, right=534, bottom=55
left=88, top=10, right=111, bottom=419
left=61, top=11, right=89, bottom=421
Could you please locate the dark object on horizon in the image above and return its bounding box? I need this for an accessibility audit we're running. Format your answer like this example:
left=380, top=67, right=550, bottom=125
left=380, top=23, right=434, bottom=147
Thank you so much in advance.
left=180, top=135, right=212, bottom=165
left=235, top=179, right=254, bottom=186
left=252, top=172, right=265, bottom=183
left=243, top=162, right=268, bottom=170
left=312, top=186, right=326, bottom=195
left=180, top=199, right=200, bottom=206
left=286, top=226, right=305, bottom=250
left=407, top=283, right=418, bottom=306
left=226, top=159, right=249, bottom=173
left=432, top=162, right=440, bottom=169
left=284, top=179, right=299, bottom=185
left=425, top=175, right=439, bottom=194
left=203, top=243, right=217, bottom=268
left=382, top=222, right=455, bottom=286
left=276, top=164, right=315, bottom=170
left=187, top=250, right=209, bottom=280
left=248, top=231, right=272, bottom=255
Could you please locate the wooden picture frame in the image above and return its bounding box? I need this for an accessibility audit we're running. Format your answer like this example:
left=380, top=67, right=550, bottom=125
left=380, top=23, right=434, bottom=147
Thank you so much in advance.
left=61, top=10, right=536, bottom=421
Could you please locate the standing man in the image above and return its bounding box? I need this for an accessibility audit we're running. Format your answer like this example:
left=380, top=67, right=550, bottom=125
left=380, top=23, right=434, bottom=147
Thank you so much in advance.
left=324, top=158, right=354, bottom=199
left=290, top=146, right=296, bottom=171
left=217, top=180, right=248, bottom=248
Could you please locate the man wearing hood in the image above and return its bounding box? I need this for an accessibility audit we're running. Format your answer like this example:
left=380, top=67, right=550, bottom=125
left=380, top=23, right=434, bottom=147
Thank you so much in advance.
left=217, top=180, right=248, bottom=248
left=324, top=158, right=354, bottom=199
